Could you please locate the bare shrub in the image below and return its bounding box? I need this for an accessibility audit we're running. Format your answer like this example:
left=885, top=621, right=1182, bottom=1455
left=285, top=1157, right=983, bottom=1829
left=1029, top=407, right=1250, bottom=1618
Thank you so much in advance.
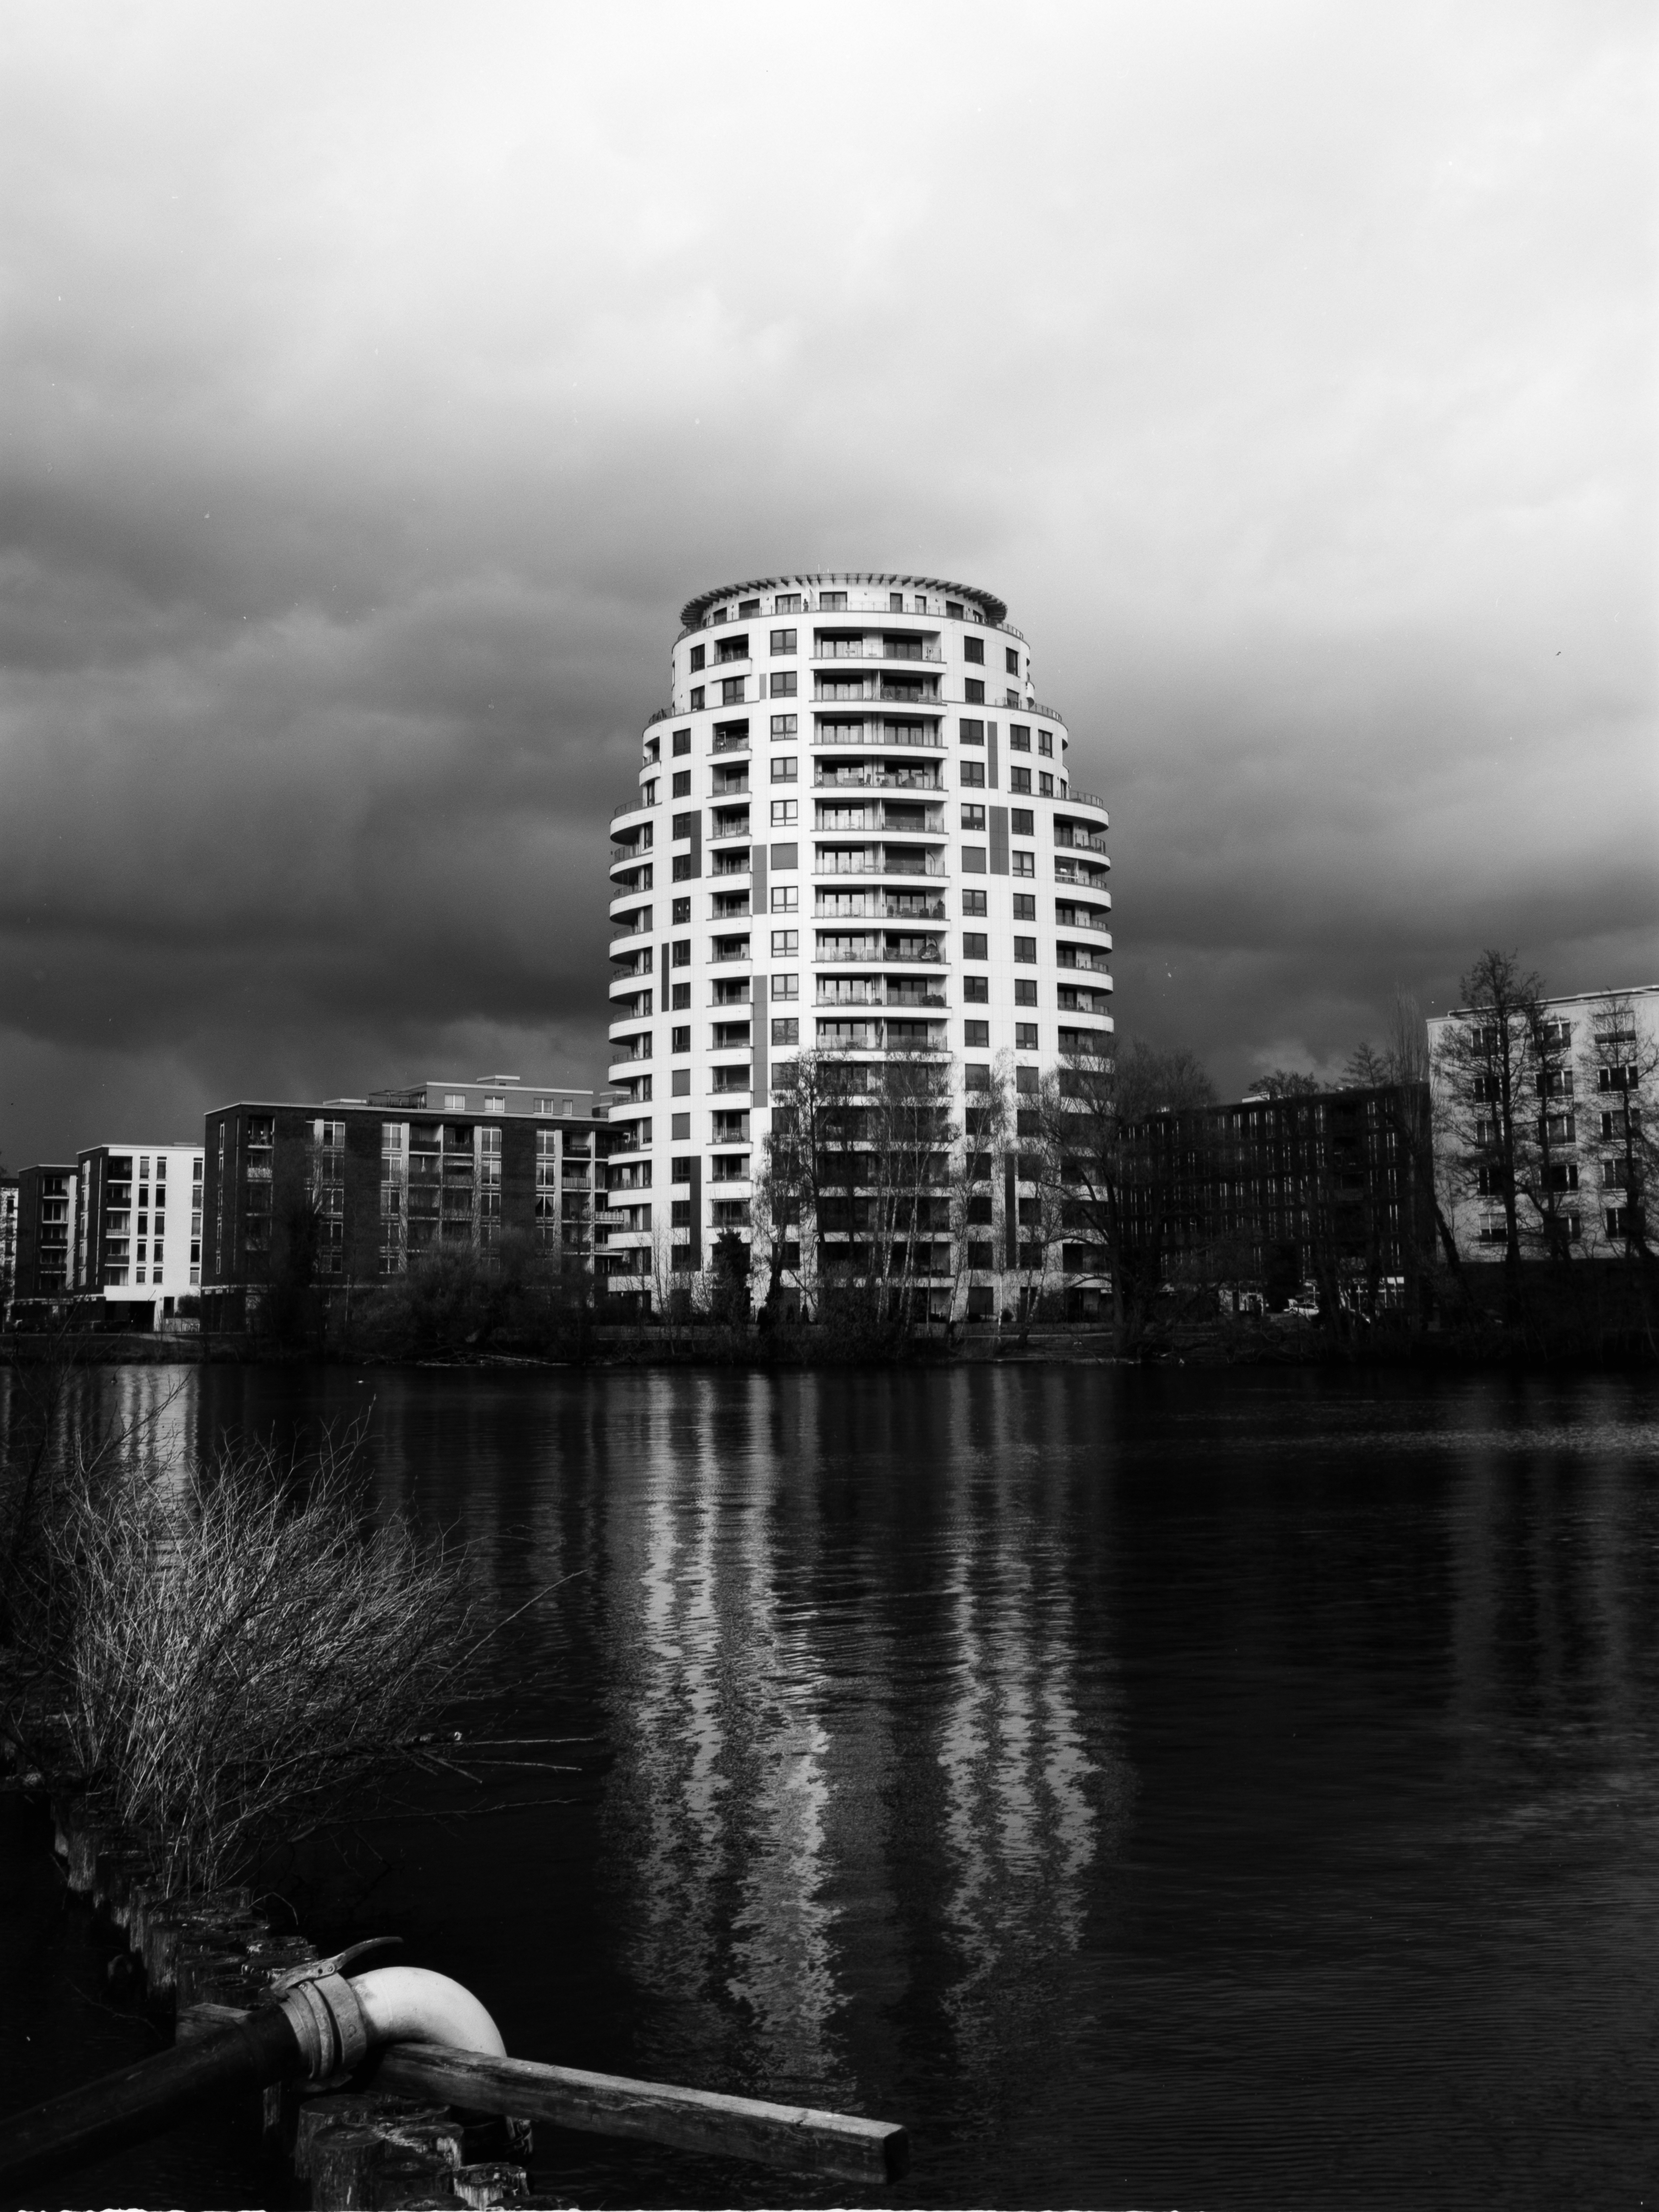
left=47, top=1423, right=473, bottom=1894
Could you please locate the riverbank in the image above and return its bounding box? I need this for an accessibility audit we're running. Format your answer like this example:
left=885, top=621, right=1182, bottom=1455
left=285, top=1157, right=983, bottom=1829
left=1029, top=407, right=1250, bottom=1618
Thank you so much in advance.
left=5, top=1314, right=1653, bottom=1369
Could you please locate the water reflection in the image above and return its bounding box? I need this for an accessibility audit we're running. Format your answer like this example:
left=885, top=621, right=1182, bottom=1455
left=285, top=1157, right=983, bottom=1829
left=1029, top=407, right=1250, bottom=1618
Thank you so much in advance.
left=6, top=1364, right=1659, bottom=2209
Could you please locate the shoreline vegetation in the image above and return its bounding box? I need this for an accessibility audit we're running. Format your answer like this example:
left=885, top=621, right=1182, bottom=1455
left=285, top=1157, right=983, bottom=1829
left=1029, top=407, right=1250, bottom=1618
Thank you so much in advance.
left=5, top=1282, right=1654, bottom=1372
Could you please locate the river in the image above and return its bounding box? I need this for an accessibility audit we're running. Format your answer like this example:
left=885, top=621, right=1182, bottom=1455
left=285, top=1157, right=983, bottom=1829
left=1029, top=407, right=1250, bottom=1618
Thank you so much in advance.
left=3, top=1363, right=1658, bottom=2209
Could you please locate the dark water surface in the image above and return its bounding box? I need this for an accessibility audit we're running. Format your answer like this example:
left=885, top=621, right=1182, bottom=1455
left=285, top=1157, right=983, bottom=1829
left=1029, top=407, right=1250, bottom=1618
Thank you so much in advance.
left=4, top=1363, right=1659, bottom=2210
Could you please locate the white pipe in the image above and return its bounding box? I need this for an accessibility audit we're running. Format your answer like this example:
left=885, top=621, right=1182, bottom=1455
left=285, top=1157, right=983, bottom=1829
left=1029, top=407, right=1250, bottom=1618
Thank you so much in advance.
left=352, top=1967, right=506, bottom=2059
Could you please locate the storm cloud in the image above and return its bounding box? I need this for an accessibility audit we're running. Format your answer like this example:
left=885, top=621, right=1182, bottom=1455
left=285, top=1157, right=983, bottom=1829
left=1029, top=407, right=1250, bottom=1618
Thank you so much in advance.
left=1, top=1, right=1653, bottom=1163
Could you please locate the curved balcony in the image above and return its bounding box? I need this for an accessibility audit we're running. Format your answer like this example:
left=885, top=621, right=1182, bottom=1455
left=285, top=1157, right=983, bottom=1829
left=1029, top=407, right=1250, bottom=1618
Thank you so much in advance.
left=811, top=640, right=945, bottom=665
left=814, top=734, right=946, bottom=761
left=611, top=796, right=659, bottom=832
left=1068, top=788, right=1107, bottom=815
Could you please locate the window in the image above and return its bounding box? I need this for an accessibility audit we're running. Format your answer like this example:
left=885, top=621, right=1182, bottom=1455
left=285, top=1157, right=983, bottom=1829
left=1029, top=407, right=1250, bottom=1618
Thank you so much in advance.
left=671, top=896, right=691, bottom=924
left=771, top=798, right=798, bottom=825
left=771, top=885, right=799, bottom=912
left=961, top=803, right=986, bottom=830
left=1005, top=648, right=1020, bottom=676
left=963, top=888, right=987, bottom=916
left=771, top=713, right=798, bottom=737
left=772, top=1017, right=800, bottom=1044
left=670, top=1157, right=693, bottom=1183
left=672, top=810, right=696, bottom=839
left=443, top=1093, right=466, bottom=1111
left=962, top=845, right=987, bottom=872
left=964, top=679, right=985, bottom=705
left=772, top=929, right=799, bottom=955
left=672, top=770, right=691, bottom=798
left=1010, top=770, right=1032, bottom=797
left=1015, top=1026, right=1039, bottom=1052
left=1013, top=851, right=1035, bottom=877
left=771, top=628, right=797, bottom=654
left=963, top=638, right=984, bottom=665
left=667, top=982, right=688, bottom=1010
left=1010, top=724, right=1031, bottom=751
left=1038, top=729, right=1053, bottom=756
left=820, top=590, right=847, bottom=611
left=946, top=599, right=963, bottom=618
left=960, top=758, right=985, bottom=787
left=671, top=939, right=690, bottom=966
left=690, top=645, right=705, bottom=672
left=963, top=931, right=989, bottom=959
left=690, top=687, right=705, bottom=710
left=770, top=671, right=797, bottom=698
left=964, top=976, right=989, bottom=1003
left=965, top=1020, right=990, bottom=1048
left=890, top=592, right=904, bottom=611
left=721, top=677, right=745, bottom=705
left=484, top=1095, right=505, bottom=1114
left=1014, top=936, right=1037, bottom=962
left=738, top=598, right=760, bottom=618
left=670, top=1069, right=690, bottom=1096
left=671, top=1200, right=692, bottom=1227
left=774, top=593, right=801, bottom=614
left=772, top=973, right=798, bottom=1000
left=1038, top=772, right=1054, bottom=796
left=960, top=718, right=984, bottom=745
left=964, top=1062, right=991, bottom=1091
left=1015, top=979, right=1038, bottom=1006
left=1011, top=806, right=1034, bottom=832
left=1013, top=893, right=1036, bottom=919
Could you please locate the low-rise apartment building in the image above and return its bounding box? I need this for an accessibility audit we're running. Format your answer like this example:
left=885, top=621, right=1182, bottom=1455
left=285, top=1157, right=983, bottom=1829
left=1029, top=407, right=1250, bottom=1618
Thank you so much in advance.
left=11, top=1163, right=78, bottom=1315
left=1427, top=983, right=1658, bottom=1261
left=201, top=1077, right=607, bottom=1330
left=0, top=1174, right=16, bottom=1320
left=71, top=1141, right=205, bottom=1327
left=1123, top=1082, right=1438, bottom=1310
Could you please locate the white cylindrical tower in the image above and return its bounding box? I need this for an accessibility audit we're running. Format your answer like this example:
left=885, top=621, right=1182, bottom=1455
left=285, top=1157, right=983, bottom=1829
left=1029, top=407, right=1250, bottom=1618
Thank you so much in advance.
left=602, top=573, right=1113, bottom=1321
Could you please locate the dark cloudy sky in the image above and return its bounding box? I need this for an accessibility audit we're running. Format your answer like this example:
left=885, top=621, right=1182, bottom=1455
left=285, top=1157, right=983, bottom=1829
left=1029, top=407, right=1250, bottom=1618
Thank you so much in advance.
left=2, top=2, right=1654, bottom=1165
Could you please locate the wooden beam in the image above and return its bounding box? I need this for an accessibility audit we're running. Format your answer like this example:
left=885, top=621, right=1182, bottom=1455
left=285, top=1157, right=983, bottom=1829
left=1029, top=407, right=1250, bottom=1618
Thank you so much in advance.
left=373, top=2043, right=909, bottom=2185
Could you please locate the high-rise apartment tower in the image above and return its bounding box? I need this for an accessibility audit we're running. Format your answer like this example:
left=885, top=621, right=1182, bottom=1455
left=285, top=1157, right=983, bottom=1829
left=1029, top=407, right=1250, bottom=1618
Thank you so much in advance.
left=603, top=573, right=1113, bottom=1316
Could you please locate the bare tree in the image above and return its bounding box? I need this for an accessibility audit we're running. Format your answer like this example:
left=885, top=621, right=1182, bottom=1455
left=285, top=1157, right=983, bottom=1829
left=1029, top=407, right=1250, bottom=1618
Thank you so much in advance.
left=1432, top=949, right=1547, bottom=1310
left=1032, top=1036, right=1217, bottom=1351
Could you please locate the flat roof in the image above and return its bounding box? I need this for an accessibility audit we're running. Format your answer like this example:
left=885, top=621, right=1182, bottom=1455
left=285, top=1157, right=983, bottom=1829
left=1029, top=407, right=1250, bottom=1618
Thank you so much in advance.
left=680, top=571, right=1009, bottom=631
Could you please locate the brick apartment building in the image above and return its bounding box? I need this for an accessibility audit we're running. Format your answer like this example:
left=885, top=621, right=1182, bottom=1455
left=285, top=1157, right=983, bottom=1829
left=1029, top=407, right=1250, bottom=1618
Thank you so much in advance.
left=201, top=1077, right=608, bottom=1330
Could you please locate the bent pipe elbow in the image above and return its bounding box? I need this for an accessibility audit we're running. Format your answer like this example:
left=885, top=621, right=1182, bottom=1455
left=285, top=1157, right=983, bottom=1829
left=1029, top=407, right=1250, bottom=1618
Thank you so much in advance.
left=278, top=1964, right=506, bottom=2082
left=353, top=1966, right=507, bottom=2060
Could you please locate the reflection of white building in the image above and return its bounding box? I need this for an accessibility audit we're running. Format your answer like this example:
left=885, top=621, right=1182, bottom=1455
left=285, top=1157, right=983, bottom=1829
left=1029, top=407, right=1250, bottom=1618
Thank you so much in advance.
left=602, top=572, right=1113, bottom=1319
left=595, top=1378, right=1124, bottom=2108
left=599, top=1401, right=844, bottom=2096
left=1427, top=984, right=1658, bottom=1259
left=73, top=1141, right=205, bottom=1327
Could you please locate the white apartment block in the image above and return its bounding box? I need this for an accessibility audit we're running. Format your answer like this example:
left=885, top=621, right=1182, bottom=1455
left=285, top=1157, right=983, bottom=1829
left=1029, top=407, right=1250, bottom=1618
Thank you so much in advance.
left=74, top=1141, right=205, bottom=1325
left=1427, top=983, right=1658, bottom=1260
left=603, top=572, right=1113, bottom=1314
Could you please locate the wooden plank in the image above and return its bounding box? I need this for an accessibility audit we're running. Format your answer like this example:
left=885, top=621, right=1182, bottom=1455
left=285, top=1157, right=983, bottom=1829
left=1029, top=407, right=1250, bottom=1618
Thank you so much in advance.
left=373, top=2044, right=909, bottom=2185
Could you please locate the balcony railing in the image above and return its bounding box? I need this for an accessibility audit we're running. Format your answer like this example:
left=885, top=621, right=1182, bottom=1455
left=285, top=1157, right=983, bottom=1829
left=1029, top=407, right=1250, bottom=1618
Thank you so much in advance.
left=1030, top=704, right=1066, bottom=725
left=813, top=893, right=948, bottom=921
left=712, top=730, right=750, bottom=755
left=1055, top=825, right=1109, bottom=853
left=645, top=707, right=674, bottom=726
left=709, top=822, right=751, bottom=841
left=1069, top=788, right=1107, bottom=812
left=813, top=945, right=946, bottom=965
left=816, top=863, right=947, bottom=880
left=812, top=722, right=944, bottom=749
left=812, top=642, right=944, bottom=663
left=1054, top=859, right=1109, bottom=885
left=816, top=989, right=948, bottom=1009
left=709, top=943, right=751, bottom=964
